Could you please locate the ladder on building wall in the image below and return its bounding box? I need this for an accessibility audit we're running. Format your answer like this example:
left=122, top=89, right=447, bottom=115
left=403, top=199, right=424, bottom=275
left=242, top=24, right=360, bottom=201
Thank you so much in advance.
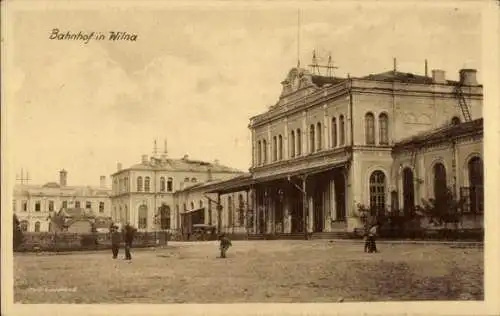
left=455, top=85, right=472, bottom=122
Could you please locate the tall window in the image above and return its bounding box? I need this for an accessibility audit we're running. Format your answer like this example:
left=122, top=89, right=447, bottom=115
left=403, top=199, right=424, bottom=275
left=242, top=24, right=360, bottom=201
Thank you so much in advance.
left=75, top=201, right=81, bottom=208
left=365, top=112, right=375, bottom=145
left=257, top=140, right=262, bottom=165
left=468, top=157, right=483, bottom=213
left=62, top=201, right=67, bottom=209
left=22, top=200, right=27, bottom=211
left=296, top=129, right=302, bottom=156
left=137, top=177, right=143, bottom=192
left=191, top=178, right=197, bottom=183
left=379, top=113, right=389, bottom=145
left=85, top=201, right=91, bottom=209
left=160, top=177, right=166, bottom=192
left=138, top=205, right=148, bottom=229
left=369, top=171, right=386, bottom=213
left=167, top=178, right=173, bottom=192
left=124, top=177, right=128, bottom=191
left=331, top=117, right=337, bottom=148
left=402, top=168, right=415, bottom=213
left=34, top=221, right=40, bottom=232
left=262, top=139, right=267, bottom=164
left=20, top=220, right=28, bottom=232
left=339, top=115, right=345, bottom=145
left=316, top=122, right=322, bottom=151
left=433, top=163, right=448, bottom=212
left=191, top=201, right=195, bottom=209
left=99, top=202, right=105, bottom=213
left=228, top=196, right=233, bottom=227
left=238, top=194, right=245, bottom=226
left=272, top=136, right=277, bottom=162
left=278, top=135, right=283, bottom=160
left=290, top=131, right=295, bottom=158
left=35, top=201, right=41, bottom=212
left=309, top=124, right=315, bottom=153
left=48, top=200, right=54, bottom=212
left=144, top=177, right=151, bottom=192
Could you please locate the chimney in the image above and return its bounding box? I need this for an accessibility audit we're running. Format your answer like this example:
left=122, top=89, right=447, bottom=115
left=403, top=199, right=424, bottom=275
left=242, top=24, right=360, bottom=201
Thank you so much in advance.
left=142, top=155, right=149, bottom=164
left=183, top=154, right=189, bottom=160
left=425, top=59, right=428, bottom=77
left=117, top=162, right=122, bottom=171
left=207, top=168, right=213, bottom=181
left=59, top=169, right=67, bottom=186
left=100, top=176, right=106, bottom=188
left=459, top=69, right=478, bottom=86
left=432, top=69, right=446, bottom=84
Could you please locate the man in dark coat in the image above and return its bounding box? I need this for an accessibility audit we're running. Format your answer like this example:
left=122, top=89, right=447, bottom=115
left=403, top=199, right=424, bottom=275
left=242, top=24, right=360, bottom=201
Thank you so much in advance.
left=110, top=225, right=121, bottom=259
left=218, top=233, right=232, bottom=258
left=122, top=223, right=137, bottom=261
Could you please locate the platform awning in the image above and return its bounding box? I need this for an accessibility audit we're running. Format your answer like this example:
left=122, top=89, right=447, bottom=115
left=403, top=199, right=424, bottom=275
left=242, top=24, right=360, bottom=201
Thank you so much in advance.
left=181, top=208, right=205, bottom=216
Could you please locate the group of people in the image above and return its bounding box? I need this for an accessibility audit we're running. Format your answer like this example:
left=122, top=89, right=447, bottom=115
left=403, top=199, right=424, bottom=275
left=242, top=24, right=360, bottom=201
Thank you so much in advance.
left=110, top=223, right=137, bottom=261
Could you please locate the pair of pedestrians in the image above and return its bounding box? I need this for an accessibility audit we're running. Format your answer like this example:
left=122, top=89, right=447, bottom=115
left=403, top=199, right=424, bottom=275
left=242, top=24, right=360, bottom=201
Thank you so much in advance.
left=110, top=223, right=136, bottom=261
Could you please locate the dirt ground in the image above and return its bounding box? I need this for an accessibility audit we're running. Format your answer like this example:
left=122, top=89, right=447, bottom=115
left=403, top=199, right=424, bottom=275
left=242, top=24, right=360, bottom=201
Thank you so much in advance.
left=14, top=240, right=483, bottom=303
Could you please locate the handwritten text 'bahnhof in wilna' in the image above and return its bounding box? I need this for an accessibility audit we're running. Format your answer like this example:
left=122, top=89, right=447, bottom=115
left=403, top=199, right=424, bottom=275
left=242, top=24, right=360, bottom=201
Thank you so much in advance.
left=49, top=29, right=137, bottom=44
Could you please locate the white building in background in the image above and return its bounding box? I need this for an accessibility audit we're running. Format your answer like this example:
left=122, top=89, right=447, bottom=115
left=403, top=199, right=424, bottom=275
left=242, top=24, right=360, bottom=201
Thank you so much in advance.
left=13, top=169, right=112, bottom=232
left=110, top=145, right=244, bottom=232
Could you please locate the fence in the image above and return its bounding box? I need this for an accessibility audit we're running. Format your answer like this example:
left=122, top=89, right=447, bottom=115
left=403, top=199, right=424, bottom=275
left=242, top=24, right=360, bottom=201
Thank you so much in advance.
left=15, top=231, right=169, bottom=252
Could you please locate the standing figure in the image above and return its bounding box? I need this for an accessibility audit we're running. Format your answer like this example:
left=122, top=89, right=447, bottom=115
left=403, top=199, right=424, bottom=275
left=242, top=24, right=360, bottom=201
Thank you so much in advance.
left=367, top=223, right=379, bottom=253
left=110, top=225, right=121, bottom=259
left=122, top=222, right=137, bottom=261
left=218, top=233, right=232, bottom=258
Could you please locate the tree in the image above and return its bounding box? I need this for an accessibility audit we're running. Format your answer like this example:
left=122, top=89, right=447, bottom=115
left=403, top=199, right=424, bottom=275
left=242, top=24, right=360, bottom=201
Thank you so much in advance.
left=13, top=214, right=24, bottom=250
left=415, top=187, right=464, bottom=228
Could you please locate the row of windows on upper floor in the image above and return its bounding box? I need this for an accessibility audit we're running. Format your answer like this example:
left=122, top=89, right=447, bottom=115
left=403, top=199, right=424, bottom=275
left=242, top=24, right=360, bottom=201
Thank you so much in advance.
left=113, top=176, right=199, bottom=193
left=14, top=200, right=106, bottom=213
left=255, top=113, right=389, bottom=165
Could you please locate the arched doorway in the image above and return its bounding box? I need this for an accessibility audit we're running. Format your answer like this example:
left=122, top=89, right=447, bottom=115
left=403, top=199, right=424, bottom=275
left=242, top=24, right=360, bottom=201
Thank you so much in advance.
left=468, top=157, right=483, bottom=214
left=369, top=171, right=386, bottom=215
left=402, top=168, right=415, bottom=213
left=159, top=204, right=171, bottom=230
left=138, top=205, right=148, bottom=229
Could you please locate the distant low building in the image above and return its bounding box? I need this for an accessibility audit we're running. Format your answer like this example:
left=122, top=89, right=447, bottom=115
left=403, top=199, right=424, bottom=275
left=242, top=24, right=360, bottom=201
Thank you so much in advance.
left=13, top=170, right=112, bottom=232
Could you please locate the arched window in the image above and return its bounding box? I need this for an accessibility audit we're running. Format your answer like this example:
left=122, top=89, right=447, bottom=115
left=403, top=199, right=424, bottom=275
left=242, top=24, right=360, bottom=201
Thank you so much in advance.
left=402, top=168, right=415, bottom=213
left=468, top=157, right=483, bottom=213
left=257, top=140, right=262, bottom=165
left=316, top=122, right=322, bottom=151
left=190, top=201, right=195, bottom=209
left=20, top=220, right=28, bottom=232
left=309, top=124, right=315, bottom=153
left=272, top=136, right=277, bottom=162
left=167, top=177, right=173, bottom=192
left=433, top=163, right=448, bottom=212
left=278, top=135, right=283, bottom=160
left=124, top=177, right=129, bottom=191
left=369, top=171, right=386, bottom=213
left=365, top=112, right=375, bottom=145
left=290, top=131, right=296, bottom=158
left=451, top=116, right=461, bottom=125
left=191, top=178, right=197, bottom=183
left=184, top=177, right=189, bottom=182
left=339, top=115, right=345, bottom=145
left=34, top=221, right=41, bottom=232
left=99, top=202, right=105, bottom=213
left=331, top=117, right=337, bottom=148
left=138, top=205, right=148, bottom=229
left=137, top=177, right=143, bottom=192
left=199, top=200, right=203, bottom=208
left=48, top=222, right=52, bottom=232
left=379, top=113, right=389, bottom=145
left=159, top=205, right=171, bottom=230
left=228, top=196, right=233, bottom=227
left=262, top=139, right=267, bottom=164
left=160, top=177, right=166, bottom=192
left=296, top=129, right=302, bottom=156
left=144, top=177, right=151, bottom=192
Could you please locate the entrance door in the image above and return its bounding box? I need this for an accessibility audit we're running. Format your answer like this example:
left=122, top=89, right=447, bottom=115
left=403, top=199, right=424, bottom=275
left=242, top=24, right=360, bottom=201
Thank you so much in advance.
left=334, top=171, right=346, bottom=221
left=290, top=185, right=304, bottom=233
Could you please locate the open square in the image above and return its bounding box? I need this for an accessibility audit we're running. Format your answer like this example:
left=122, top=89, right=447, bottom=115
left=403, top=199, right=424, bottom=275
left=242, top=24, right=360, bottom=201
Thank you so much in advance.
left=14, top=240, right=483, bottom=303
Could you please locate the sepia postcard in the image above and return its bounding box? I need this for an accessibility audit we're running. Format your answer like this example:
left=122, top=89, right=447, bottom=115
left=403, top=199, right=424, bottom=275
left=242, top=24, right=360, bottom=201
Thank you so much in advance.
left=1, top=0, right=499, bottom=315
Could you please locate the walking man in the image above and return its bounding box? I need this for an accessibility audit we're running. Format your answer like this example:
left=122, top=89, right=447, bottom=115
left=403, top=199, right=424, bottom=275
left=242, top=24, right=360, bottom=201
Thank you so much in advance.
left=110, top=224, right=121, bottom=259
left=122, top=222, right=137, bottom=261
left=218, top=233, right=232, bottom=258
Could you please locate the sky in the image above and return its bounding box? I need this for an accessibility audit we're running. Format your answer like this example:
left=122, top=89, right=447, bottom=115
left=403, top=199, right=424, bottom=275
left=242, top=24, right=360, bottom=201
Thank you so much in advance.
left=5, top=1, right=483, bottom=186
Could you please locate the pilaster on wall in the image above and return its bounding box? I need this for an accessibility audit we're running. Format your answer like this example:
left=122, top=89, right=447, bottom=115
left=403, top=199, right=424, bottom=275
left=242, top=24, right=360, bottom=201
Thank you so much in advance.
left=302, top=111, right=307, bottom=155
left=284, top=118, right=289, bottom=160
left=307, top=195, right=314, bottom=233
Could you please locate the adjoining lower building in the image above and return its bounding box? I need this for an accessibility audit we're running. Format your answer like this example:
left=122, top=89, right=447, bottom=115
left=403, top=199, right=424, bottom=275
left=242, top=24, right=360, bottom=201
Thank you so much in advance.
left=13, top=170, right=112, bottom=232
left=201, top=64, right=483, bottom=236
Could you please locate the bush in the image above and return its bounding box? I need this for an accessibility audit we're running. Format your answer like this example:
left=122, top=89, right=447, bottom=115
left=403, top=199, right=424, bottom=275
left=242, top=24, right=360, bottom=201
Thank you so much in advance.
left=80, top=234, right=98, bottom=249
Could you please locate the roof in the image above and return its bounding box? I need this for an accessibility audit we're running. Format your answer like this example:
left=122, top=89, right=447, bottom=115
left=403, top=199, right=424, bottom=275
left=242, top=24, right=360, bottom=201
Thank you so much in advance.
left=58, top=207, right=97, bottom=218
left=204, top=173, right=254, bottom=194
left=14, top=183, right=111, bottom=196
left=114, top=156, right=243, bottom=175
left=393, top=118, right=483, bottom=149
left=360, top=71, right=459, bottom=85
